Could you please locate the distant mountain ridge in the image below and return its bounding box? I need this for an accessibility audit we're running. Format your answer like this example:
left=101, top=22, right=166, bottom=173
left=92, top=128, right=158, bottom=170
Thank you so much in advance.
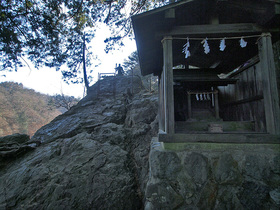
left=0, top=82, right=64, bottom=137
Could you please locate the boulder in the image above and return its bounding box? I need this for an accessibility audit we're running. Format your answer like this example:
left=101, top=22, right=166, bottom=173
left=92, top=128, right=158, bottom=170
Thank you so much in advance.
left=0, top=133, right=35, bottom=169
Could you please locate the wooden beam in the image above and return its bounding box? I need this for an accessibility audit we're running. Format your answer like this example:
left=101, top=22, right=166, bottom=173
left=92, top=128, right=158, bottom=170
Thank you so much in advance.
left=159, top=23, right=267, bottom=36
left=222, top=95, right=264, bottom=107
left=159, top=133, right=280, bottom=144
left=258, top=33, right=280, bottom=134
left=162, top=36, right=175, bottom=134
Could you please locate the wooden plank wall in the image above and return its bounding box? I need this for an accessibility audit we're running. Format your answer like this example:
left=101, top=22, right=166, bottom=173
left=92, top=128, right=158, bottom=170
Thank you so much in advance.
left=218, top=62, right=266, bottom=132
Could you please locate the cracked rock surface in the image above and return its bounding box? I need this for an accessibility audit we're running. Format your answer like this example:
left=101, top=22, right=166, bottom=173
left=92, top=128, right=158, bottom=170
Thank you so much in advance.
left=0, top=76, right=158, bottom=209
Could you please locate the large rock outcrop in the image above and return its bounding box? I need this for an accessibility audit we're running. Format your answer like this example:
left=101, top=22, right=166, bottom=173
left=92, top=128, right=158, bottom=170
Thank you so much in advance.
left=0, top=76, right=158, bottom=209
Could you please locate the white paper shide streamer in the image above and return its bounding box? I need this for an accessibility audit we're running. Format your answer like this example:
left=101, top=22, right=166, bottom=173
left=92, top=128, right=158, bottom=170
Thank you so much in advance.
left=180, top=34, right=254, bottom=58
left=201, top=38, right=210, bottom=54
left=219, top=38, right=226, bottom=51
left=182, top=38, right=191, bottom=58
left=239, top=37, right=247, bottom=48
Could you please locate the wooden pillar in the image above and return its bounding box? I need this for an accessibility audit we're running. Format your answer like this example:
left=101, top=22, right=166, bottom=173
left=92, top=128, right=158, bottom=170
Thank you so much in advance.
left=214, top=91, right=220, bottom=119
left=162, top=36, right=175, bottom=134
left=187, top=93, right=192, bottom=119
left=258, top=33, right=280, bottom=134
left=158, top=74, right=165, bottom=132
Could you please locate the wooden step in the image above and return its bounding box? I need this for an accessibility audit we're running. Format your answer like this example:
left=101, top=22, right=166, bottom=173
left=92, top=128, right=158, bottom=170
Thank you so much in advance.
left=175, top=121, right=255, bottom=133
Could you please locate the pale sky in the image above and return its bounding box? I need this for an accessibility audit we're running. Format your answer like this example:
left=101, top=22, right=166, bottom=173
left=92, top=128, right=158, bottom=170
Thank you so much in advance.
left=0, top=24, right=136, bottom=98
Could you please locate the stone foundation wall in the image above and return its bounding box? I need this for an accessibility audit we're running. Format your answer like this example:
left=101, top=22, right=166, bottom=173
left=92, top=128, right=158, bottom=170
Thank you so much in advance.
left=145, top=140, right=280, bottom=209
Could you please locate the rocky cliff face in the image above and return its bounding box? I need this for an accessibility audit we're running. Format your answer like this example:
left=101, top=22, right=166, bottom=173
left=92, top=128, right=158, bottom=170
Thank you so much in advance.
left=0, top=76, right=158, bottom=209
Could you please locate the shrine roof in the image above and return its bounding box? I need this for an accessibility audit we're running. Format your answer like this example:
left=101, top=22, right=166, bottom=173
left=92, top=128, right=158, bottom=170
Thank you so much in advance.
left=132, top=0, right=280, bottom=76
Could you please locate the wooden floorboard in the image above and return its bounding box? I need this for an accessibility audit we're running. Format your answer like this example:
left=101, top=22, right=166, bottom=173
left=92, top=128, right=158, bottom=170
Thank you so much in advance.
left=159, top=133, right=280, bottom=144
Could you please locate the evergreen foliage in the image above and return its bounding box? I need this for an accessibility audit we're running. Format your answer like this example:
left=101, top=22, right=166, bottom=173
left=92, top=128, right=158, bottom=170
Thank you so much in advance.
left=123, top=51, right=158, bottom=92
left=1, top=0, right=168, bottom=83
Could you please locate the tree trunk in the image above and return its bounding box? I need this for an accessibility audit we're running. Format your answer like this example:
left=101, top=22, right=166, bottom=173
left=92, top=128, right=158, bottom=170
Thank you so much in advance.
left=83, top=34, right=90, bottom=94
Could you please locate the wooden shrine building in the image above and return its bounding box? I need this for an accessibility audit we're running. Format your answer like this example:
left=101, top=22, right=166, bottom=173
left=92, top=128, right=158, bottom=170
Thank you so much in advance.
left=132, top=0, right=280, bottom=143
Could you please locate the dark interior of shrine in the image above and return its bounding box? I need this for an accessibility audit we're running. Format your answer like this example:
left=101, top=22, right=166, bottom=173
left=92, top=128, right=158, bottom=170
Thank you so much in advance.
left=172, top=38, right=264, bottom=133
